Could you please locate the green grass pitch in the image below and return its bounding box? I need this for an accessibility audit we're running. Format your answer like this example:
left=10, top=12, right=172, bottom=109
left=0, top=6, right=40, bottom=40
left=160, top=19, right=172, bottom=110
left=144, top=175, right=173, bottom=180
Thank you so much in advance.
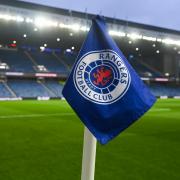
left=0, top=99, right=179, bottom=180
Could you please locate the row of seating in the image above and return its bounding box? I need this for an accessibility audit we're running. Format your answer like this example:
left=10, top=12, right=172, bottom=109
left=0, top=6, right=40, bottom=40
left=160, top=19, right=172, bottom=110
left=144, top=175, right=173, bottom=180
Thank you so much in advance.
left=0, top=80, right=63, bottom=98
left=0, top=80, right=179, bottom=98
left=0, top=82, right=12, bottom=97
left=149, top=84, right=180, bottom=96
left=0, top=49, right=34, bottom=72
left=0, top=49, right=70, bottom=74
left=129, top=58, right=162, bottom=77
left=0, top=48, right=160, bottom=77
left=30, top=52, right=68, bottom=73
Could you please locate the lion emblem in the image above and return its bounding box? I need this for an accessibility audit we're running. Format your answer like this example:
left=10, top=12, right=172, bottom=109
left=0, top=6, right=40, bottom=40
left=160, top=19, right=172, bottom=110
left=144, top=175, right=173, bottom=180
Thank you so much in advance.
left=93, top=66, right=112, bottom=86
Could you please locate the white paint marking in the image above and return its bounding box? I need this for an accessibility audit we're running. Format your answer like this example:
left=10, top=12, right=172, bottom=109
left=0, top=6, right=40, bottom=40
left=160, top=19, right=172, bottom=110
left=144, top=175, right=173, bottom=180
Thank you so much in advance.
left=0, top=113, right=74, bottom=119
left=150, top=108, right=171, bottom=112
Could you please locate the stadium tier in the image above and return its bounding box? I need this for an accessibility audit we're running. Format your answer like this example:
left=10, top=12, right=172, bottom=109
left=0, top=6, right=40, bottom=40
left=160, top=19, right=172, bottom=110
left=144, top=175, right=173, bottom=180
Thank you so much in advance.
left=30, top=51, right=68, bottom=73
left=149, top=83, right=180, bottom=97
left=0, top=82, right=13, bottom=97
left=0, top=48, right=161, bottom=77
left=8, top=79, right=52, bottom=98
left=0, top=79, right=63, bottom=98
left=0, top=78, right=180, bottom=99
left=45, top=80, right=63, bottom=97
left=0, top=48, right=69, bottom=74
left=0, top=47, right=179, bottom=99
left=0, top=49, right=35, bottom=72
left=59, top=52, right=77, bottom=67
left=128, top=57, right=162, bottom=77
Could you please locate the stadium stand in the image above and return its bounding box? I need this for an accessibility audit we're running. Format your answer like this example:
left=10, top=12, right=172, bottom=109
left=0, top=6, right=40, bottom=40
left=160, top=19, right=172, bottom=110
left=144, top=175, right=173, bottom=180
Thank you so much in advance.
left=0, top=1, right=179, bottom=99
left=0, top=82, right=12, bottom=97
left=7, top=79, right=57, bottom=98
left=1, top=78, right=180, bottom=98
left=128, top=57, right=162, bottom=77
left=44, top=80, right=63, bottom=97
left=30, top=51, right=68, bottom=74
left=0, top=48, right=72, bottom=74
left=0, top=47, right=179, bottom=99
left=149, top=83, right=180, bottom=97
left=59, top=52, right=77, bottom=68
left=57, top=51, right=164, bottom=78
left=0, top=48, right=179, bottom=99
left=0, top=49, right=35, bottom=72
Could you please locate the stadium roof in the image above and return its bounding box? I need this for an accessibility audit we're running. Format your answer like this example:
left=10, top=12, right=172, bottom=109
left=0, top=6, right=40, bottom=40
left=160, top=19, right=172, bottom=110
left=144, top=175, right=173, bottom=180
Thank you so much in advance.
left=0, top=0, right=179, bottom=69
left=1, top=0, right=180, bottom=36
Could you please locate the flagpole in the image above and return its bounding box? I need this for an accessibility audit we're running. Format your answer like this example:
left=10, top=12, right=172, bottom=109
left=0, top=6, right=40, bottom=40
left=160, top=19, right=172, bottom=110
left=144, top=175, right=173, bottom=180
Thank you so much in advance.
left=81, top=127, right=97, bottom=180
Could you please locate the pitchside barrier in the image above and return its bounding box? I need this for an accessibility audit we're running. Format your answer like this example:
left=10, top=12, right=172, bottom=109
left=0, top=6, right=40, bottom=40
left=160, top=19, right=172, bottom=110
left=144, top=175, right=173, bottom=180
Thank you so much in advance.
left=0, top=96, right=180, bottom=101
left=0, top=97, right=64, bottom=101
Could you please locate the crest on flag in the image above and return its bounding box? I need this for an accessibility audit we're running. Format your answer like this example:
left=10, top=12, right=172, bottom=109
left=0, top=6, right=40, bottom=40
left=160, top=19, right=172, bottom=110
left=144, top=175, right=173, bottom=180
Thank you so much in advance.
left=63, top=15, right=156, bottom=144
left=74, top=50, right=131, bottom=104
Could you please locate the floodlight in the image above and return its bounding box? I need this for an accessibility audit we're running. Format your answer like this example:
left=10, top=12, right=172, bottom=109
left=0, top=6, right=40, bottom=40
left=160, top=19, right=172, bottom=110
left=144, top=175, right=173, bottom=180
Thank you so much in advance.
left=143, top=36, right=156, bottom=42
left=109, top=30, right=126, bottom=37
left=127, top=33, right=142, bottom=40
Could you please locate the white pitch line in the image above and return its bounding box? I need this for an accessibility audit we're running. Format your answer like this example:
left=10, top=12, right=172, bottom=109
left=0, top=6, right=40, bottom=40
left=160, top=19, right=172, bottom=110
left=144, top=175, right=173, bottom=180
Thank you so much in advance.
left=0, top=113, right=75, bottom=119
left=150, top=108, right=171, bottom=112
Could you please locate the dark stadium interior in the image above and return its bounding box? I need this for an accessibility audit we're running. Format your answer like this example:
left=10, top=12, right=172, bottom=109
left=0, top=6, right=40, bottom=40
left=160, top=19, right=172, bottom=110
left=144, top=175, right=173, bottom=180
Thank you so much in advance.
left=0, top=0, right=179, bottom=99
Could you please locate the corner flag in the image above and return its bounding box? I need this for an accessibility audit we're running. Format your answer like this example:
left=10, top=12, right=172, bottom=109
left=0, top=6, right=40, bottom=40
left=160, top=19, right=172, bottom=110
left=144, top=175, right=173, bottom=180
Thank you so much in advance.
left=62, top=15, right=156, bottom=145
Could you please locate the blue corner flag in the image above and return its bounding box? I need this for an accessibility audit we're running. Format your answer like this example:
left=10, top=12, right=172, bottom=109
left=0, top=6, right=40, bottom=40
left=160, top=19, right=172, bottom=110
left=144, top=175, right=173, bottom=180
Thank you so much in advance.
left=62, top=15, right=156, bottom=144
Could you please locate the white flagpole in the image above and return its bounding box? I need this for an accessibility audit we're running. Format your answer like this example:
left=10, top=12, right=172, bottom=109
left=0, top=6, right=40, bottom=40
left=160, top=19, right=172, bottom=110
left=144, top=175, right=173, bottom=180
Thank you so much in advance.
left=81, top=127, right=97, bottom=180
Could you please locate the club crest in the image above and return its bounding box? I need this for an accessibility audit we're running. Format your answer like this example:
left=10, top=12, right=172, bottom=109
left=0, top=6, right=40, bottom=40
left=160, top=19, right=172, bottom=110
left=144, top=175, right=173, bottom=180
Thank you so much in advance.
left=74, top=50, right=131, bottom=104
